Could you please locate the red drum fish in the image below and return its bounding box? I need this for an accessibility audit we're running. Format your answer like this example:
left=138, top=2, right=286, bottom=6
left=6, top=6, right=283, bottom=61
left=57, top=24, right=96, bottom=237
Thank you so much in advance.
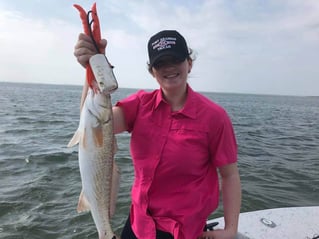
left=69, top=3, right=119, bottom=239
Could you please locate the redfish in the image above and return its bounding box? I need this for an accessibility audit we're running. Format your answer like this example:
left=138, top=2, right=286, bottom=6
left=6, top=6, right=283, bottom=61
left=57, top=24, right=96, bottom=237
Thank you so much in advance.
left=68, top=54, right=119, bottom=239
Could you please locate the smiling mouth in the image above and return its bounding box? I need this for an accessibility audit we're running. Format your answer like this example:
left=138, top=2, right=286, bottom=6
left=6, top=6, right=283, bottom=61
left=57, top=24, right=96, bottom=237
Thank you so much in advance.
left=164, top=73, right=179, bottom=79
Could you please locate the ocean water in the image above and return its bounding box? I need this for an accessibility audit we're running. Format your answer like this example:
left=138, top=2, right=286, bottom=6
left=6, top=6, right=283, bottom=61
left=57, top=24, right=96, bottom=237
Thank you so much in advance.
left=0, top=82, right=318, bottom=239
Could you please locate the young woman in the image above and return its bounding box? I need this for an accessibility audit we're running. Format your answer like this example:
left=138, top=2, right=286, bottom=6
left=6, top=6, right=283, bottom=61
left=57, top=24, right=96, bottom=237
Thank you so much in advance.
left=74, top=30, right=241, bottom=239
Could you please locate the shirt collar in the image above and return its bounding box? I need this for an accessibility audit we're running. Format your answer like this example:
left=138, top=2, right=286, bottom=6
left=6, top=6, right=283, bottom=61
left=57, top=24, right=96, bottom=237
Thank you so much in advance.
left=154, top=84, right=197, bottom=119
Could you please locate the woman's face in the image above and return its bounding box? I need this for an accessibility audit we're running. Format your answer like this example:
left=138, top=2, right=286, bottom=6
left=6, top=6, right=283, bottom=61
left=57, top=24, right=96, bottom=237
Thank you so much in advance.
left=151, top=56, right=192, bottom=92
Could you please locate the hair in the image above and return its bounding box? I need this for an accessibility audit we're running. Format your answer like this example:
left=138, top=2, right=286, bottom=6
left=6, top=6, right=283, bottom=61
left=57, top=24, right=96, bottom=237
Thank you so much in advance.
left=147, top=48, right=196, bottom=75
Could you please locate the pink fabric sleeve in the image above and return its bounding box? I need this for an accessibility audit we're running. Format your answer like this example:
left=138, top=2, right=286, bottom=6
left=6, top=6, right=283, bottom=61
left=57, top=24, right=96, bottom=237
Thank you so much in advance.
left=210, top=111, right=238, bottom=167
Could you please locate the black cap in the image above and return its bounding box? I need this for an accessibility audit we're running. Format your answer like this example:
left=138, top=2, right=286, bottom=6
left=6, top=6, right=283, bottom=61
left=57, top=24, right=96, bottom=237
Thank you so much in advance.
left=148, top=30, right=189, bottom=67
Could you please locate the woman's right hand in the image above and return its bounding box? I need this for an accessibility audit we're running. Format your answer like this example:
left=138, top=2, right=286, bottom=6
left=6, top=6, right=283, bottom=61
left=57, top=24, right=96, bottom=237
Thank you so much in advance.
left=73, top=33, right=107, bottom=68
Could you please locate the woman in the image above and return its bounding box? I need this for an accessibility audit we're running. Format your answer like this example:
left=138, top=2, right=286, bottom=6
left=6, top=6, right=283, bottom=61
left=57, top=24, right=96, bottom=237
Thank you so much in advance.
left=74, top=30, right=241, bottom=239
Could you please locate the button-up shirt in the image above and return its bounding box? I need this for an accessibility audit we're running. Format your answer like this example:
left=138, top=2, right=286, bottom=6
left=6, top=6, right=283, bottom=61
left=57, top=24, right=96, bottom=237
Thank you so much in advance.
left=116, top=85, right=237, bottom=239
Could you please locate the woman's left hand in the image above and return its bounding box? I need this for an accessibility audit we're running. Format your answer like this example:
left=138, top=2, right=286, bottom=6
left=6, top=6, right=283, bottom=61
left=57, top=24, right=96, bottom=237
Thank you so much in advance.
left=198, top=228, right=237, bottom=239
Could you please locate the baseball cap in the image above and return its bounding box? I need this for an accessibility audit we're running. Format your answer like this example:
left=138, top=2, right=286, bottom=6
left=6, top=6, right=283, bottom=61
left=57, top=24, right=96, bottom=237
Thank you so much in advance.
left=148, top=30, right=189, bottom=67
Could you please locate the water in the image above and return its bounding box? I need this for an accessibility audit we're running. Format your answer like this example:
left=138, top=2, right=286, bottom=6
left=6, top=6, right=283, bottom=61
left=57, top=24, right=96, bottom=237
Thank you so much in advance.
left=0, top=82, right=318, bottom=239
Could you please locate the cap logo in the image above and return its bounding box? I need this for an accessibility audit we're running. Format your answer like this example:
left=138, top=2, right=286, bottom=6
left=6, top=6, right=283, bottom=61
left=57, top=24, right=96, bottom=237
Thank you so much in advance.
left=152, top=37, right=176, bottom=51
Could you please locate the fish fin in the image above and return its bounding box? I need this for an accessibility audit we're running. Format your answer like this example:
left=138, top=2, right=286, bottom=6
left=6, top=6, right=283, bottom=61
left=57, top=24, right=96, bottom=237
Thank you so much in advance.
left=77, top=190, right=91, bottom=212
left=92, top=125, right=104, bottom=147
left=67, top=130, right=81, bottom=147
left=110, top=162, right=120, bottom=217
left=82, top=128, right=87, bottom=149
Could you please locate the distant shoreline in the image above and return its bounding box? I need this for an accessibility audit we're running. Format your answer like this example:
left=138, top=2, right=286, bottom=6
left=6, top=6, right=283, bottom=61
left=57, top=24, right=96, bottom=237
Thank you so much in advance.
left=0, top=81, right=318, bottom=98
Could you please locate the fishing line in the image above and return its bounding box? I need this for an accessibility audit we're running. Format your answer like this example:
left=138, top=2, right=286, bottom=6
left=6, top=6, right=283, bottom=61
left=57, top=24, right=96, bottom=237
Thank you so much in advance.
left=87, top=10, right=101, bottom=54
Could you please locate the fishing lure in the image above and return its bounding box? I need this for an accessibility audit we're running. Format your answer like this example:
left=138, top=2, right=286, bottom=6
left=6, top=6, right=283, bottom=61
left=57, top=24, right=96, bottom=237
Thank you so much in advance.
left=74, top=3, right=116, bottom=93
left=74, top=3, right=101, bottom=90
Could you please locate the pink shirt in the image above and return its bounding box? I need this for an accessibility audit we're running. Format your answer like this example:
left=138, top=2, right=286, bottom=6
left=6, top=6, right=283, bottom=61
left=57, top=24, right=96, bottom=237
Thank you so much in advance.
left=116, top=85, right=237, bottom=239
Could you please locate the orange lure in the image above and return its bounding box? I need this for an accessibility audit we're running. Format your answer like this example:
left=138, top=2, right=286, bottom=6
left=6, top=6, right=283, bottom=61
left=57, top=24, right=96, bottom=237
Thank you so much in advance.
left=74, top=3, right=102, bottom=90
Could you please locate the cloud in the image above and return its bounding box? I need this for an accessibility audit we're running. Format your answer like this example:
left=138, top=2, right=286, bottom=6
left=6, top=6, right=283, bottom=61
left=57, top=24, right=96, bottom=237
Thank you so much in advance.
left=0, top=8, right=81, bottom=85
left=104, top=0, right=319, bottom=95
left=0, top=0, right=319, bottom=96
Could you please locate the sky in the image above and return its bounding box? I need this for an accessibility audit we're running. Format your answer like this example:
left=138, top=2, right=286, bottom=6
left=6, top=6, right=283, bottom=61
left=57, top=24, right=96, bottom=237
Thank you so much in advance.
left=0, top=0, right=318, bottom=96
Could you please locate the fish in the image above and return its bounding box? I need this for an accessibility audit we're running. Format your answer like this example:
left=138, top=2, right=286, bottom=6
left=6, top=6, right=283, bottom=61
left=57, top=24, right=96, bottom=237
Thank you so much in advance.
left=71, top=3, right=119, bottom=238
left=67, top=84, right=119, bottom=239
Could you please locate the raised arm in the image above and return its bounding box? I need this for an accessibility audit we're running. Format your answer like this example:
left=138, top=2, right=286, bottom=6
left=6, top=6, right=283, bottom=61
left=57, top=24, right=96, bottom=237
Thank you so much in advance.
left=113, top=106, right=127, bottom=134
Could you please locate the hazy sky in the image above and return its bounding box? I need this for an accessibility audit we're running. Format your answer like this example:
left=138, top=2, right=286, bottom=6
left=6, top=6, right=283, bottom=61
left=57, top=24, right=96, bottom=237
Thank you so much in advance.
left=0, top=0, right=318, bottom=96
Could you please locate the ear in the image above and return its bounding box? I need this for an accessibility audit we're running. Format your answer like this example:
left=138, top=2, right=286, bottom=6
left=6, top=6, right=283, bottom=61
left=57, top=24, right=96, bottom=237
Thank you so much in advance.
left=148, top=65, right=155, bottom=77
left=150, top=68, right=155, bottom=77
left=187, top=59, right=193, bottom=74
